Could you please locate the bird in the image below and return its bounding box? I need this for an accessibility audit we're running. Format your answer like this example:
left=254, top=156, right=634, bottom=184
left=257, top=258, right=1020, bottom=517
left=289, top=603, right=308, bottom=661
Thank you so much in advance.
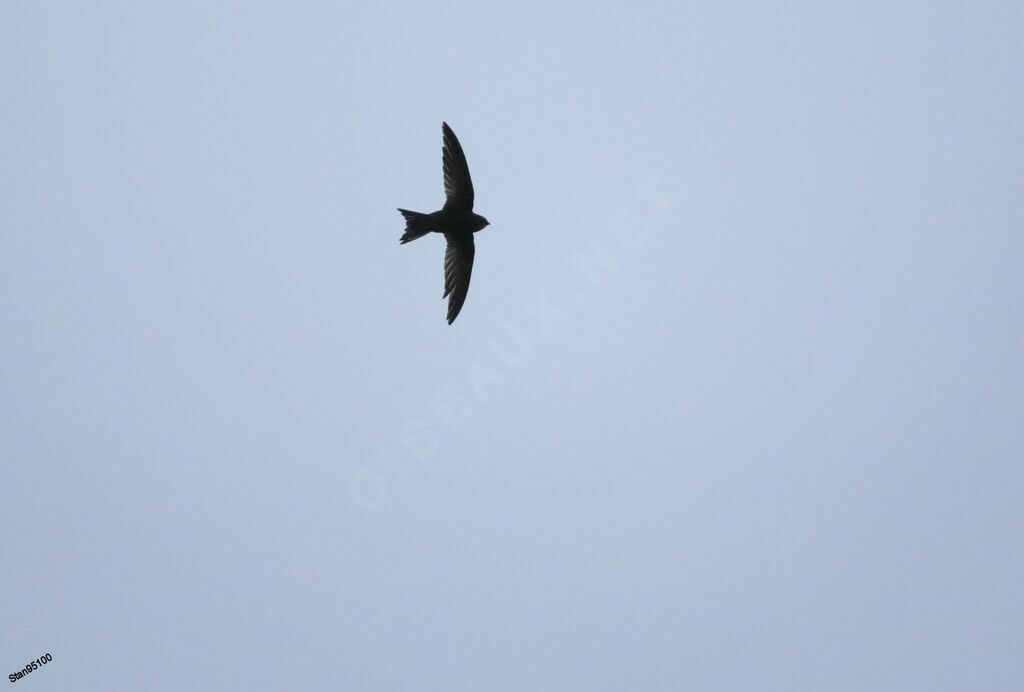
left=398, top=122, right=490, bottom=324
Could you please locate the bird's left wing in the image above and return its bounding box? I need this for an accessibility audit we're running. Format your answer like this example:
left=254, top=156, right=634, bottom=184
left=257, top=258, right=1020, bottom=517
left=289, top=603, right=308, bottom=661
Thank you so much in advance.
left=441, top=122, right=475, bottom=210
left=443, top=233, right=475, bottom=324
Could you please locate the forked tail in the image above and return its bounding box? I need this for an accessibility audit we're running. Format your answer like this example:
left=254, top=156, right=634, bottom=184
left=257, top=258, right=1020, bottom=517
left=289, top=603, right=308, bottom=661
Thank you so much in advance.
left=398, top=209, right=431, bottom=244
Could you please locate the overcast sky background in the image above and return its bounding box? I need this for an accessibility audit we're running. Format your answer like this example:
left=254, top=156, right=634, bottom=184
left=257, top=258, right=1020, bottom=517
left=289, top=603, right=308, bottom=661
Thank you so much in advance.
left=2, top=3, right=1022, bottom=691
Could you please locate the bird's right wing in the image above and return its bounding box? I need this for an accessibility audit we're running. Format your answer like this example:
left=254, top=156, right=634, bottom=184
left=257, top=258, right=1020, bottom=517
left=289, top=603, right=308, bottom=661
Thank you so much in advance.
left=441, top=122, right=475, bottom=210
left=443, top=233, right=475, bottom=324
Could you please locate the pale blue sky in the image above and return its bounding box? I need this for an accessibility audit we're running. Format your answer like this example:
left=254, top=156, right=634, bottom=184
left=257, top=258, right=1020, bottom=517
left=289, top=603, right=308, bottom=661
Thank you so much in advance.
left=2, top=3, right=1022, bottom=691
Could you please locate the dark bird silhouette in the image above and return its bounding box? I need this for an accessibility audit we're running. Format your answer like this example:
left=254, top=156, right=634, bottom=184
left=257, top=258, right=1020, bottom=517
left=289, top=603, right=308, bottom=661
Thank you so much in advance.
left=398, top=122, right=490, bottom=324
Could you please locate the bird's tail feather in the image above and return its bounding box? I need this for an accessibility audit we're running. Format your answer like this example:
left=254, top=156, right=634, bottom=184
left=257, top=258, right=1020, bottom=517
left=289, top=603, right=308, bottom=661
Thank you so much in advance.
left=398, top=209, right=431, bottom=244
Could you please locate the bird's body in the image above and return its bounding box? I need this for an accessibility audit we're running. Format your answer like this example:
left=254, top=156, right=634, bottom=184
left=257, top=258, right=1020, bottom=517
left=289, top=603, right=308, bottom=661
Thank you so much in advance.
left=399, top=208, right=489, bottom=239
left=398, top=122, right=490, bottom=324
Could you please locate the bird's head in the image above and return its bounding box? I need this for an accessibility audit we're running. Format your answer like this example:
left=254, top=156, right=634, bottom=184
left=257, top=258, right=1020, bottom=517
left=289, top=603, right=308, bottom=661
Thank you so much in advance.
left=476, top=216, right=490, bottom=231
